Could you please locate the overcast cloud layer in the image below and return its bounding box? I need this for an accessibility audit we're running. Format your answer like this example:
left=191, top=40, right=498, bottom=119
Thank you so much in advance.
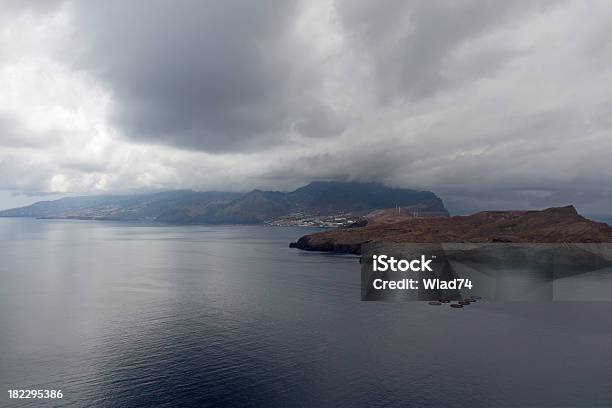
left=1, top=0, right=612, bottom=216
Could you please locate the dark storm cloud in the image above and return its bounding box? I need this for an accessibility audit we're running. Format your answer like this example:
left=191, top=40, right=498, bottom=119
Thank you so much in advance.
left=65, top=0, right=553, bottom=152
left=67, top=0, right=344, bottom=153
left=335, top=0, right=553, bottom=101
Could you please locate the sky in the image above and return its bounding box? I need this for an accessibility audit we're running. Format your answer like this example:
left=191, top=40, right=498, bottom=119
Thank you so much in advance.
left=1, top=0, right=612, bottom=217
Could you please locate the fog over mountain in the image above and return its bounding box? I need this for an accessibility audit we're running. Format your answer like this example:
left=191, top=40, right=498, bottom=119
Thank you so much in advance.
left=1, top=1, right=612, bottom=217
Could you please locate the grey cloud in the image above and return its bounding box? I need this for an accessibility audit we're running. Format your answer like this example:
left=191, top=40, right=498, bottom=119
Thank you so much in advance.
left=335, top=0, right=555, bottom=101
left=0, top=154, right=51, bottom=192
left=0, top=115, right=56, bottom=149
left=261, top=99, right=612, bottom=216
left=0, top=0, right=63, bottom=16
left=67, top=0, right=344, bottom=153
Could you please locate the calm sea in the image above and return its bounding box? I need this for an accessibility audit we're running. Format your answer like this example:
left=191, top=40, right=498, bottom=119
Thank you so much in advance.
left=1, top=218, right=612, bottom=407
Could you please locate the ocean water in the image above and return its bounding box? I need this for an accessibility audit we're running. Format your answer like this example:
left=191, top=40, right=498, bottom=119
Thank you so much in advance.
left=1, top=217, right=612, bottom=407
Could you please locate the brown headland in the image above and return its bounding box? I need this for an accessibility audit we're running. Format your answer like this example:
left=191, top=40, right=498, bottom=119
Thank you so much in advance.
left=289, top=206, right=612, bottom=254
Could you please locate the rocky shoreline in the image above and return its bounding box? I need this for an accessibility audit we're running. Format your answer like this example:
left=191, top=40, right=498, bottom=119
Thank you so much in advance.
left=289, top=206, right=612, bottom=255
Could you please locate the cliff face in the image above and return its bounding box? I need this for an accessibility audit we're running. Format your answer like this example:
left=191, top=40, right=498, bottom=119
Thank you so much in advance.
left=290, top=206, right=612, bottom=254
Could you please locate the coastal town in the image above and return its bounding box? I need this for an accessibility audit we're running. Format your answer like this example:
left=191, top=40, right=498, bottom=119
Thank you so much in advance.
left=265, top=211, right=363, bottom=228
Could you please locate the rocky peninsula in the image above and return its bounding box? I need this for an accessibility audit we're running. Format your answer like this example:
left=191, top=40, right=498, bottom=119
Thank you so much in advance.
left=290, top=206, right=612, bottom=254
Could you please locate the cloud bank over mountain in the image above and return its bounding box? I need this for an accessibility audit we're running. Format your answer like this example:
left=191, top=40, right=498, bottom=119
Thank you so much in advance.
left=1, top=0, right=612, bottom=215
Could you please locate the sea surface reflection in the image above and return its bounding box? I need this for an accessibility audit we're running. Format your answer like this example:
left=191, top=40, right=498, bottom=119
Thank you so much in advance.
left=1, top=218, right=612, bottom=407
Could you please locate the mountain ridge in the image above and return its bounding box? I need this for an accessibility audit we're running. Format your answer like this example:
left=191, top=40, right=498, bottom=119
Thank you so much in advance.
left=0, top=182, right=448, bottom=224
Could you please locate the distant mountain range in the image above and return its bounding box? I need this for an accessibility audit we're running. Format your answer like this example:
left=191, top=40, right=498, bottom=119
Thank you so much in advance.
left=0, top=181, right=448, bottom=224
